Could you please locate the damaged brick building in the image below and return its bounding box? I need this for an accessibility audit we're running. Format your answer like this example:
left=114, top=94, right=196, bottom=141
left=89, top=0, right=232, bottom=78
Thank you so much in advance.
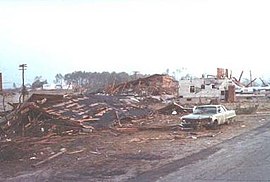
left=178, top=68, right=236, bottom=104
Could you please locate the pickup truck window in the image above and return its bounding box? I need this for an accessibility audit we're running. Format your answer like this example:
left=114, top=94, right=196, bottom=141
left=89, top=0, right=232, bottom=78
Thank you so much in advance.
left=218, top=106, right=226, bottom=113
left=221, top=105, right=227, bottom=111
left=194, top=106, right=217, bottom=114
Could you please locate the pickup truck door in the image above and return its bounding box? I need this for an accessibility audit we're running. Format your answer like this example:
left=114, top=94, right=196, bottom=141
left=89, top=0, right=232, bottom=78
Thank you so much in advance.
left=221, top=105, right=232, bottom=119
left=217, top=106, right=226, bottom=124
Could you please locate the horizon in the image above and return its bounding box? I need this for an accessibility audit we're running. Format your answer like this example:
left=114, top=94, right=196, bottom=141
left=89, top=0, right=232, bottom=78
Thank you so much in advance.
left=1, top=68, right=266, bottom=89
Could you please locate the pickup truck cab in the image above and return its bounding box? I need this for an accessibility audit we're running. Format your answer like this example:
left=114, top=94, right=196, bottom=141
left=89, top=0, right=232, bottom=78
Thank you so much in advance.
left=180, top=105, right=236, bottom=129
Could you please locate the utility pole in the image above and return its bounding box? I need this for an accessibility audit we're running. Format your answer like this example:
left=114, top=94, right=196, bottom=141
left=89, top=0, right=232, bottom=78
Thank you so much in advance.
left=0, top=72, right=2, bottom=93
left=19, top=64, right=27, bottom=102
left=133, top=71, right=139, bottom=79
left=250, top=70, right=252, bottom=87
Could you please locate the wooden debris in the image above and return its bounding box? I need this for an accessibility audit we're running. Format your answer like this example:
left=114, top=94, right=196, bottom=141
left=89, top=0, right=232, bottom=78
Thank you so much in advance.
left=105, top=74, right=179, bottom=96
left=115, top=127, right=139, bottom=133
left=32, top=148, right=67, bottom=167
left=67, top=149, right=85, bottom=155
left=1, top=93, right=153, bottom=137
left=158, top=102, right=191, bottom=115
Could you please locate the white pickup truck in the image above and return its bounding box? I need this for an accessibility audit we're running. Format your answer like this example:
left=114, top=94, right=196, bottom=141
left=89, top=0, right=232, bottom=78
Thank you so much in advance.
left=180, top=105, right=236, bottom=129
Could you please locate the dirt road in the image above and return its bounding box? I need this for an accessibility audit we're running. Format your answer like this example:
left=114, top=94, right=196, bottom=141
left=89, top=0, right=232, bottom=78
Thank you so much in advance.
left=156, top=117, right=270, bottom=182
left=0, top=113, right=269, bottom=182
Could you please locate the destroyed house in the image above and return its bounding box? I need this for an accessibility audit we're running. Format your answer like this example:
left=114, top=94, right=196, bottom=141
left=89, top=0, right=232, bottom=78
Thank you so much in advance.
left=178, top=68, right=237, bottom=103
left=105, top=74, right=179, bottom=96
left=1, top=93, right=153, bottom=137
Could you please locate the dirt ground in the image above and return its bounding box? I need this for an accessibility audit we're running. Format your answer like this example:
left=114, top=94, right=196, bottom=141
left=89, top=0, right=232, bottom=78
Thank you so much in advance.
left=0, top=109, right=270, bottom=181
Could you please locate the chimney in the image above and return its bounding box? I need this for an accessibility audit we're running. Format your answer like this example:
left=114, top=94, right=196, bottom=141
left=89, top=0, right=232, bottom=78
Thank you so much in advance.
left=217, top=68, right=225, bottom=79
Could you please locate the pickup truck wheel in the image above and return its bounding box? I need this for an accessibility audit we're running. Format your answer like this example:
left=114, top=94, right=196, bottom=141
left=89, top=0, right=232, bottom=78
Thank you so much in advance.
left=211, top=120, right=219, bottom=130
left=226, top=118, right=235, bottom=125
left=193, top=124, right=201, bottom=131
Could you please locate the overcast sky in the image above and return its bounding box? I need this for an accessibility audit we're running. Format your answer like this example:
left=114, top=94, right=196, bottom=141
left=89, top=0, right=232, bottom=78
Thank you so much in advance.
left=1, top=0, right=270, bottom=87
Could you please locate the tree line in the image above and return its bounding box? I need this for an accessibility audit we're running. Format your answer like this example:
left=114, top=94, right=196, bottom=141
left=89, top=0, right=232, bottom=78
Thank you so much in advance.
left=54, top=71, right=148, bottom=92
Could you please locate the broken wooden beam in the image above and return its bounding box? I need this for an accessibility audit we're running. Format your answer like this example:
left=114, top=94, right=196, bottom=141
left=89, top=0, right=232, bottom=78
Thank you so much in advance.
left=32, top=148, right=67, bottom=167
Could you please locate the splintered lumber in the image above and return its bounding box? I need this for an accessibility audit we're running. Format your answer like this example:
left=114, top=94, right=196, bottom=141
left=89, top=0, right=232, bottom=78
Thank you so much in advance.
left=115, top=127, right=138, bottom=133
left=78, top=112, right=87, bottom=116
left=158, top=102, right=189, bottom=115
left=67, top=149, right=85, bottom=155
left=105, top=74, right=178, bottom=95
left=114, top=110, right=122, bottom=127
left=94, top=108, right=109, bottom=117
left=66, top=103, right=77, bottom=109
left=32, top=148, right=67, bottom=167
left=79, top=118, right=100, bottom=123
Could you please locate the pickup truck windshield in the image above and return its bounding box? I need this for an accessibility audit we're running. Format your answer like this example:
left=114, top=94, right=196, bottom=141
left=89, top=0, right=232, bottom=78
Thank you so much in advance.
left=194, top=107, right=217, bottom=114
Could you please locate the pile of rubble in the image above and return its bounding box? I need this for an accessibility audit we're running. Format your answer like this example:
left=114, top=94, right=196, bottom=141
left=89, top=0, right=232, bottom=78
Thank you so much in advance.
left=0, top=93, right=155, bottom=137
left=0, top=75, right=185, bottom=138
left=105, top=74, right=179, bottom=96
left=158, top=102, right=191, bottom=115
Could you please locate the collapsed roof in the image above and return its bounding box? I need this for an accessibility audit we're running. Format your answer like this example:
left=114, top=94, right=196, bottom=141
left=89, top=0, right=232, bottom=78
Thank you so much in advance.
left=105, top=74, right=179, bottom=96
left=0, top=93, right=153, bottom=137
